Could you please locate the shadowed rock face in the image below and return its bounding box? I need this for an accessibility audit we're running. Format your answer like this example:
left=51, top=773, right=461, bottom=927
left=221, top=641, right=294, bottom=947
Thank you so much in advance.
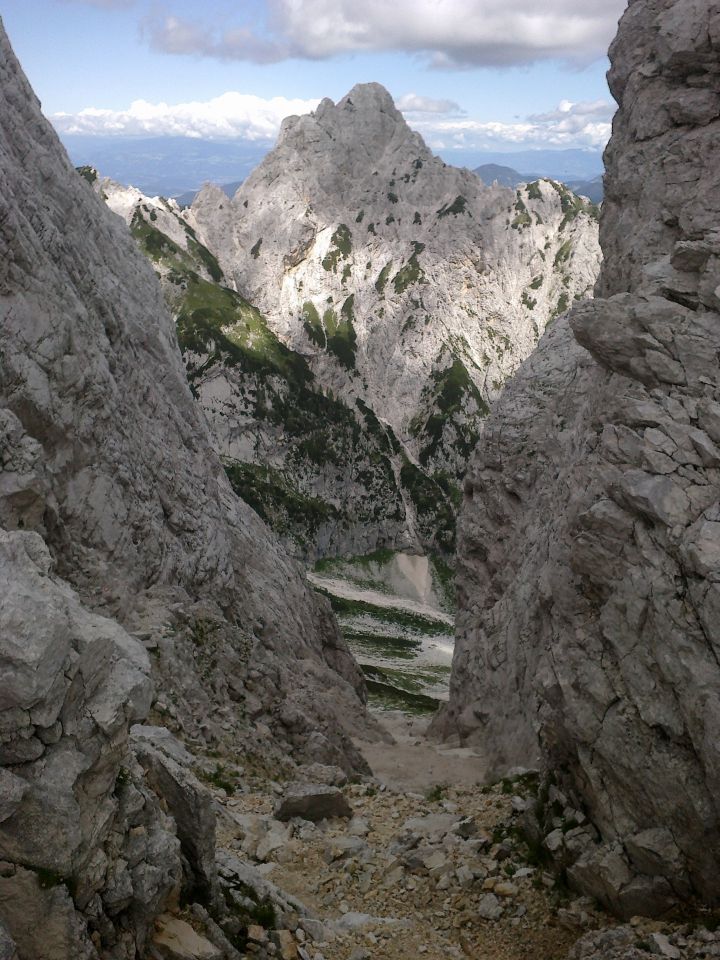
left=0, top=16, right=379, bottom=957
left=443, top=0, right=720, bottom=917
left=0, top=18, right=373, bottom=767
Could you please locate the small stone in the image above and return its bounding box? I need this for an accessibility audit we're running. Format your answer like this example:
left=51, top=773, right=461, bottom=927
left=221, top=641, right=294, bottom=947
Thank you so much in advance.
left=649, top=933, right=681, bottom=959
left=276, top=930, right=298, bottom=960
left=248, top=926, right=268, bottom=944
left=494, top=882, right=518, bottom=897
left=477, top=893, right=504, bottom=921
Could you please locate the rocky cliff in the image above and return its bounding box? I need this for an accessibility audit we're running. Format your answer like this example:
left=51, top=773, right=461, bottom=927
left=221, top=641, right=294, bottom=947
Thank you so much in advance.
left=0, top=19, right=380, bottom=958
left=443, top=0, right=720, bottom=919
left=94, top=87, right=601, bottom=559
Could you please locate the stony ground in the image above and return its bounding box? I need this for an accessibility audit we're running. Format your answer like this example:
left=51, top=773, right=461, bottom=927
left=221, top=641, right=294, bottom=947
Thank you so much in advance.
left=209, top=711, right=607, bottom=960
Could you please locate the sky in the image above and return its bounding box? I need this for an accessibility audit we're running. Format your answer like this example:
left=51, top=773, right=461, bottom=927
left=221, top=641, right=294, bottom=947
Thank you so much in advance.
left=3, top=0, right=628, bottom=158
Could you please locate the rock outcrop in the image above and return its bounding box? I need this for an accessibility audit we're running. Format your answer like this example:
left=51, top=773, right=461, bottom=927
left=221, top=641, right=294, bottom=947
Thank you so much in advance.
left=443, top=0, right=720, bottom=918
left=0, top=17, right=379, bottom=957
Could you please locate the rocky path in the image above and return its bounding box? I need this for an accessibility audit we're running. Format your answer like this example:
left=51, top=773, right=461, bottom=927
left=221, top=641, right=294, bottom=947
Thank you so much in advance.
left=213, top=710, right=605, bottom=960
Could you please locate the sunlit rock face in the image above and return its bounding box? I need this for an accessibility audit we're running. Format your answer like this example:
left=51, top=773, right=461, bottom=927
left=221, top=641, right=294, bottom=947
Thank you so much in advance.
left=444, top=0, right=720, bottom=918
left=182, top=82, right=600, bottom=556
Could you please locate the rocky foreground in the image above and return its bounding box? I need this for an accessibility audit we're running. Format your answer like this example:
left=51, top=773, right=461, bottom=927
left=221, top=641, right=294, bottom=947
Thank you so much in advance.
left=107, top=714, right=720, bottom=960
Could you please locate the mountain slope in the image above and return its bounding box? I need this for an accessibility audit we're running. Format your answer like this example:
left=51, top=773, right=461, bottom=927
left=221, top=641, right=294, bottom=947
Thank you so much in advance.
left=0, top=10, right=372, bottom=807
left=191, top=84, right=600, bottom=471
left=177, top=84, right=601, bottom=556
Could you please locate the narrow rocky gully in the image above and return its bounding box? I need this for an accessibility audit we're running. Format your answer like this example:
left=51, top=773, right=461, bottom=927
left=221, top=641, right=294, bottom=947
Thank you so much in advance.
left=186, top=556, right=607, bottom=960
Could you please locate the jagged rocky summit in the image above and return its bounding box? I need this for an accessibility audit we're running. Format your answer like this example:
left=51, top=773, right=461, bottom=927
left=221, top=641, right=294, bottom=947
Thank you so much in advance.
left=0, top=18, right=383, bottom=959
left=440, top=0, right=720, bottom=920
left=147, top=82, right=600, bottom=559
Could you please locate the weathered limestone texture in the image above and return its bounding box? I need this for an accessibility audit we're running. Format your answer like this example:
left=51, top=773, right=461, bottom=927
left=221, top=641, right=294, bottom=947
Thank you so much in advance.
left=0, top=16, right=377, bottom=958
left=443, top=0, right=720, bottom=917
left=0, top=18, right=373, bottom=768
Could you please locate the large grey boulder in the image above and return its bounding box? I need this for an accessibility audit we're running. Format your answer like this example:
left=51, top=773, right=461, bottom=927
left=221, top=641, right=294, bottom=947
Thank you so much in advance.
left=442, top=0, right=720, bottom=917
left=274, top=783, right=353, bottom=822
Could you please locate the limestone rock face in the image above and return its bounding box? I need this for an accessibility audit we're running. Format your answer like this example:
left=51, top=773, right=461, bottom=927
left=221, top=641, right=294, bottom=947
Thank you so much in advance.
left=183, top=83, right=600, bottom=557
left=445, top=0, right=720, bottom=916
left=0, top=530, right=182, bottom=959
left=0, top=19, right=371, bottom=764
left=0, top=17, right=377, bottom=959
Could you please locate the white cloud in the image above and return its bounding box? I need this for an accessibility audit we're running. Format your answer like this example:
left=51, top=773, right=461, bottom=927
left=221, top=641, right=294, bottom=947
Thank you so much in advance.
left=395, top=94, right=462, bottom=114
left=412, top=98, right=614, bottom=150
left=52, top=92, right=320, bottom=140
left=50, top=91, right=613, bottom=151
left=145, top=0, right=627, bottom=68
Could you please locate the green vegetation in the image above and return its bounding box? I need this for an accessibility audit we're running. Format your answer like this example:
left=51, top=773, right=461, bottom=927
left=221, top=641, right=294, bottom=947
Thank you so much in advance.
left=314, top=588, right=449, bottom=635
left=529, top=275, right=544, bottom=290
left=554, top=239, right=573, bottom=267
left=375, top=261, right=393, bottom=295
left=437, top=196, right=470, bottom=218
left=426, top=783, right=448, bottom=803
left=199, top=763, right=238, bottom=795
left=322, top=223, right=352, bottom=271
left=387, top=192, right=399, bottom=204
left=224, top=460, right=338, bottom=536
left=553, top=292, right=570, bottom=318
left=522, top=292, right=537, bottom=310
left=301, top=299, right=357, bottom=369
left=526, top=180, right=543, bottom=201
left=393, top=243, right=425, bottom=294
left=549, top=180, right=600, bottom=228
left=364, top=677, right=440, bottom=715
left=413, top=212, right=422, bottom=225
left=76, top=165, right=98, bottom=184
left=512, top=195, right=532, bottom=230
left=176, top=274, right=311, bottom=388
left=400, top=460, right=459, bottom=553
left=250, top=238, right=262, bottom=259
left=187, top=236, right=224, bottom=281
left=416, top=358, right=489, bottom=466
left=356, top=210, right=365, bottom=222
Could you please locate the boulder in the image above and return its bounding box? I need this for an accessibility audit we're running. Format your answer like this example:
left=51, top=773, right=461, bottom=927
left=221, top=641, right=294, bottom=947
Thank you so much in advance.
left=274, top=783, right=352, bottom=822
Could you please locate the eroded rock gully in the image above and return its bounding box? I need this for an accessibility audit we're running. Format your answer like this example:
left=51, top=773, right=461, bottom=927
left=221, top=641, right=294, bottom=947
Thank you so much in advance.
left=1, top=0, right=719, bottom=956
left=438, top=0, right=720, bottom=923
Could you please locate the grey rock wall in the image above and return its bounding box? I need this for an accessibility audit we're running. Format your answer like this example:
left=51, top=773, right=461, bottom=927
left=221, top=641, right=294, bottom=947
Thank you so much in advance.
left=444, top=0, right=720, bottom=917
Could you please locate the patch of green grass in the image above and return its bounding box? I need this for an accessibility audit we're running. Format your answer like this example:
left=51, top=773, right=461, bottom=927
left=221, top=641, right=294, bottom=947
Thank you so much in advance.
left=529, top=275, right=544, bottom=290
left=375, top=261, right=393, bottom=295
left=76, top=165, right=98, bottom=184
left=554, top=239, right=573, bottom=267
left=314, top=588, right=450, bottom=635
left=527, top=180, right=543, bottom=200
left=416, top=358, right=489, bottom=466
left=426, top=783, right=449, bottom=803
left=187, top=236, right=224, bottom=282
left=322, top=223, right=352, bottom=271
left=176, top=275, right=312, bottom=389
left=393, top=244, right=425, bottom=294
left=399, top=460, right=459, bottom=554
left=365, top=677, right=440, bottom=715
left=224, top=460, right=338, bottom=536
left=437, top=195, right=470, bottom=218
left=301, top=299, right=357, bottom=369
